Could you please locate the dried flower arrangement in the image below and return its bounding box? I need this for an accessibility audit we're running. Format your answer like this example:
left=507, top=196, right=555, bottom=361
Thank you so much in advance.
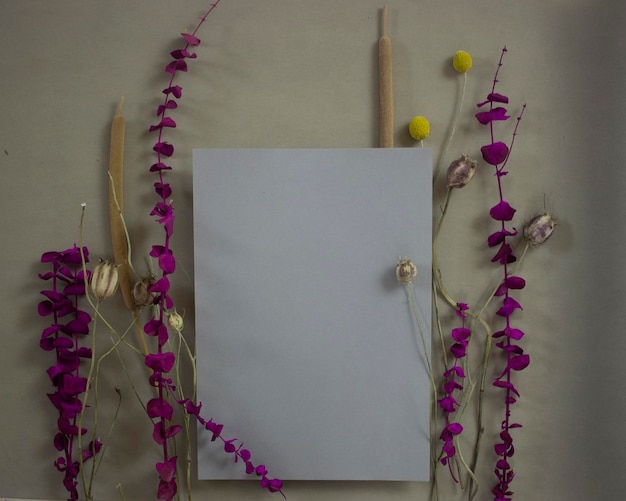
left=35, top=4, right=556, bottom=501
left=38, top=3, right=282, bottom=500
left=405, top=47, right=556, bottom=501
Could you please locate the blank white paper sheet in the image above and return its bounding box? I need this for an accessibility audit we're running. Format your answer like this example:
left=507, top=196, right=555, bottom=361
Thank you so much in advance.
left=193, top=148, right=432, bottom=481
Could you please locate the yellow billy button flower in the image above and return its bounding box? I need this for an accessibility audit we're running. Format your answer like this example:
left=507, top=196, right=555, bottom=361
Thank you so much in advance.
left=396, top=258, right=417, bottom=284
left=453, top=50, right=472, bottom=73
left=409, top=116, right=430, bottom=141
left=90, top=260, right=119, bottom=301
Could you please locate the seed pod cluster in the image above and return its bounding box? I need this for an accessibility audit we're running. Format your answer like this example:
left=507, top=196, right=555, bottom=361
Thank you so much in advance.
left=91, top=260, right=119, bottom=301
left=167, top=311, right=184, bottom=331
left=523, top=213, right=556, bottom=246
left=132, top=276, right=156, bottom=307
left=447, top=155, right=477, bottom=188
left=396, top=258, right=417, bottom=284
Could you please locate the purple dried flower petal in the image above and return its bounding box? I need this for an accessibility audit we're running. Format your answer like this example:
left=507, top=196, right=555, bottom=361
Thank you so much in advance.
left=205, top=419, right=224, bottom=441
left=266, top=478, right=284, bottom=493
left=496, top=297, right=523, bottom=317
left=154, top=182, right=172, bottom=199
left=443, top=379, right=463, bottom=394
left=477, top=93, right=510, bottom=107
left=38, top=300, right=54, bottom=316
left=170, top=48, right=197, bottom=60
left=450, top=342, right=467, bottom=359
left=145, top=352, right=176, bottom=373
left=157, top=477, right=177, bottom=501
left=493, top=380, right=520, bottom=396
left=164, top=59, right=188, bottom=74
left=509, top=354, right=530, bottom=371
left=489, top=200, right=516, bottom=221
left=488, top=92, right=509, bottom=104
left=438, top=396, right=459, bottom=412
left=162, top=85, right=183, bottom=98
left=157, top=101, right=178, bottom=117
left=64, top=316, right=90, bottom=335
left=505, top=276, right=525, bottom=289
left=487, top=229, right=517, bottom=247
left=476, top=107, right=510, bottom=125
left=153, top=142, right=174, bottom=157
left=149, top=117, right=177, bottom=132
left=481, top=141, right=509, bottom=165
left=149, top=276, right=171, bottom=294
left=156, top=456, right=177, bottom=482
left=150, top=162, right=173, bottom=172
left=505, top=327, right=525, bottom=340
left=147, top=398, right=174, bottom=420
left=225, top=441, right=238, bottom=454
left=443, top=366, right=465, bottom=378
left=451, top=327, right=471, bottom=342
left=447, top=422, right=463, bottom=435
left=491, top=242, right=516, bottom=265
left=181, top=33, right=201, bottom=46
left=41, top=251, right=61, bottom=263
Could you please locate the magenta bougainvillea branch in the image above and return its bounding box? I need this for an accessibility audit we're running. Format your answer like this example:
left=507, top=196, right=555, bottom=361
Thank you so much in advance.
left=38, top=246, right=101, bottom=500
left=476, top=47, right=529, bottom=501
left=437, top=302, right=470, bottom=481
left=145, top=3, right=283, bottom=498
left=38, top=4, right=283, bottom=500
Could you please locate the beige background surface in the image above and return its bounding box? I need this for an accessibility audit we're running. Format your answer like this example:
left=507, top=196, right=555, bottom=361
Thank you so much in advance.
left=1, top=0, right=623, bottom=500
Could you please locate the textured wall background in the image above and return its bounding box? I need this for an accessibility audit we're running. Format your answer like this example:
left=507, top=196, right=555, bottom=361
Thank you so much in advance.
left=1, top=0, right=623, bottom=500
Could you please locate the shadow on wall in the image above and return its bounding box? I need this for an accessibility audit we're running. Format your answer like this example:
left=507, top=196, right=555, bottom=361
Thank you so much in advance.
left=555, top=0, right=626, bottom=499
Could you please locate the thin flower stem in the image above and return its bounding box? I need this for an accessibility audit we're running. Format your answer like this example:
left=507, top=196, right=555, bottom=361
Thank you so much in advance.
left=454, top=436, right=478, bottom=491
left=432, top=188, right=456, bottom=308
left=405, top=283, right=440, bottom=481
left=432, top=280, right=448, bottom=370
left=117, top=483, right=126, bottom=501
left=77, top=302, right=100, bottom=501
left=406, top=284, right=437, bottom=397
left=113, top=344, right=150, bottom=417
left=434, top=71, right=468, bottom=184
left=93, top=388, right=123, bottom=478
left=170, top=328, right=193, bottom=501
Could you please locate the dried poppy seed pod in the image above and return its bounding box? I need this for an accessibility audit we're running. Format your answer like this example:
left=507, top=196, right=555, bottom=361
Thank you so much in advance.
left=91, top=260, right=119, bottom=301
left=132, top=276, right=156, bottom=307
left=167, top=311, right=184, bottom=331
left=524, top=213, right=556, bottom=246
left=447, top=155, right=477, bottom=188
left=396, top=258, right=417, bottom=284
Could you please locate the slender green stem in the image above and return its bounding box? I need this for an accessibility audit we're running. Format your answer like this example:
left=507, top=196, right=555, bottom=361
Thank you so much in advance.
left=117, top=483, right=126, bottom=501
left=108, top=171, right=138, bottom=278
left=406, top=285, right=437, bottom=396
left=170, top=324, right=194, bottom=501
left=77, top=302, right=99, bottom=501
left=93, top=388, right=123, bottom=477
left=434, top=71, right=468, bottom=184
left=113, top=343, right=150, bottom=417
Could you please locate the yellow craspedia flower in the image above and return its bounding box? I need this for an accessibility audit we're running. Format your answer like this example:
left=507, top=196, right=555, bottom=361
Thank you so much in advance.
left=408, top=116, right=430, bottom=141
left=453, top=50, right=472, bottom=73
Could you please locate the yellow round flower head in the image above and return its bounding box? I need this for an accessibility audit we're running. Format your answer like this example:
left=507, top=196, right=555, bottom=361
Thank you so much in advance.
left=408, top=116, right=430, bottom=141
left=453, top=50, right=472, bottom=73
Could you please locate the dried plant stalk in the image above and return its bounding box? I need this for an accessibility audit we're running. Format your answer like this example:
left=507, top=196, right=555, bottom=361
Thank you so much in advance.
left=108, top=97, right=149, bottom=357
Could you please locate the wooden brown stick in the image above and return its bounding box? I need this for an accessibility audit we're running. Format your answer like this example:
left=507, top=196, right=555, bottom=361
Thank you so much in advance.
left=108, top=97, right=150, bottom=358
left=379, top=5, right=394, bottom=148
